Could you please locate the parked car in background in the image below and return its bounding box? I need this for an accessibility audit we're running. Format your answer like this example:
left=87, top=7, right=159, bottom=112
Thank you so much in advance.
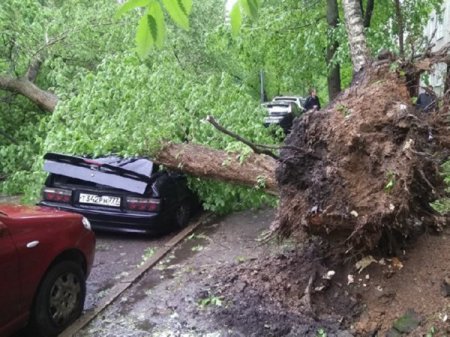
left=39, top=152, right=198, bottom=234
left=0, top=204, right=95, bottom=337
left=262, top=100, right=302, bottom=135
left=272, top=95, right=306, bottom=111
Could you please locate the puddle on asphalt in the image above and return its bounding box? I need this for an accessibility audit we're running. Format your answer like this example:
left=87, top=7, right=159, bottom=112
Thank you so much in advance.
left=168, top=223, right=220, bottom=265
left=135, top=319, right=156, bottom=332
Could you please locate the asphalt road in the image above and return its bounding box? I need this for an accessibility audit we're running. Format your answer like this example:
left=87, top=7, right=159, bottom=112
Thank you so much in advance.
left=84, top=231, right=172, bottom=311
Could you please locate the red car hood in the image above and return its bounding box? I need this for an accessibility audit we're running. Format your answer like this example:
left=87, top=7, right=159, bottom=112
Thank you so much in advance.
left=0, top=204, right=80, bottom=220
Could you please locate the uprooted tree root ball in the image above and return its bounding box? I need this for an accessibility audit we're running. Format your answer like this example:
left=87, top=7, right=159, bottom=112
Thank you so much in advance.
left=275, top=63, right=449, bottom=254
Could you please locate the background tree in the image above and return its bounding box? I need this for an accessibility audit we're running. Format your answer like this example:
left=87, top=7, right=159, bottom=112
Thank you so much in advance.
left=326, top=0, right=341, bottom=100
left=342, top=0, right=369, bottom=73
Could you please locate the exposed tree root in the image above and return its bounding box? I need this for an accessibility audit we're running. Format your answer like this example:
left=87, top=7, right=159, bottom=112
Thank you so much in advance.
left=274, top=62, right=449, bottom=254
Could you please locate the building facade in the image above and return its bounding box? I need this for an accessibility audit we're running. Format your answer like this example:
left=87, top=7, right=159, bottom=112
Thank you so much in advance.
left=423, top=0, right=450, bottom=96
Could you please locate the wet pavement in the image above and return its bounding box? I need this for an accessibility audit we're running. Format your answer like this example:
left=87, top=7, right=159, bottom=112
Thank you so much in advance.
left=75, top=208, right=274, bottom=337
left=3, top=200, right=354, bottom=336
left=84, top=231, right=172, bottom=311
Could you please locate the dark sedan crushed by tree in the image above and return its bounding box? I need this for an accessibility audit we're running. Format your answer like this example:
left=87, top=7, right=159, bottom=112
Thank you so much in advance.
left=39, top=152, right=199, bottom=234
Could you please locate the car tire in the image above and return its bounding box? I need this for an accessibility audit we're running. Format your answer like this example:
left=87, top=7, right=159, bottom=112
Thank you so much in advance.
left=174, top=200, right=191, bottom=229
left=30, top=261, right=86, bottom=337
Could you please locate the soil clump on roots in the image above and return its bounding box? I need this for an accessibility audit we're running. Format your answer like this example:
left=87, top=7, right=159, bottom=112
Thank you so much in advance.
left=275, top=64, right=448, bottom=254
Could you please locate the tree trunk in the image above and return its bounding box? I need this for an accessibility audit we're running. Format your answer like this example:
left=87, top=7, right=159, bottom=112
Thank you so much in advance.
left=394, top=0, right=404, bottom=58
left=445, top=62, right=450, bottom=94
left=363, top=0, right=374, bottom=28
left=0, top=75, right=58, bottom=112
left=326, top=0, right=341, bottom=101
left=154, top=143, right=278, bottom=195
left=342, top=0, right=369, bottom=72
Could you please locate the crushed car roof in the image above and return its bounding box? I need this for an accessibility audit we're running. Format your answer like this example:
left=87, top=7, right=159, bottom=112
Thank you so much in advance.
left=43, top=153, right=155, bottom=194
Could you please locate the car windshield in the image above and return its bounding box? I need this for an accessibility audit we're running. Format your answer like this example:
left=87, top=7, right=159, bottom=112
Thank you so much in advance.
left=274, top=98, right=295, bottom=101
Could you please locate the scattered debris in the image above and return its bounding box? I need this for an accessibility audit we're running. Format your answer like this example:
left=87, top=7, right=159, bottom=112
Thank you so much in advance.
left=355, top=255, right=377, bottom=273
left=350, top=210, right=359, bottom=218
left=348, top=275, right=355, bottom=285
left=391, top=309, right=422, bottom=334
left=390, top=257, right=404, bottom=270
left=323, top=270, right=336, bottom=280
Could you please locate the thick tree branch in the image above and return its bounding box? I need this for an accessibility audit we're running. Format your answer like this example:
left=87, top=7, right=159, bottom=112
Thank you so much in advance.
left=154, top=143, right=278, bottom=195
left=25, top=57, right=43, bottom=82
left=0, top=75, right=58, bottom=112
left=206, top=116, right=279, bottom=160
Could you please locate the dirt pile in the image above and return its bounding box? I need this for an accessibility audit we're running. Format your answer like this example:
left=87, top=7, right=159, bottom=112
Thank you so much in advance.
left=202, top=241, right=358, bottom=337
left=203, top=227, right=449, bottom=337
left=275, top=64, right=449, bottom=253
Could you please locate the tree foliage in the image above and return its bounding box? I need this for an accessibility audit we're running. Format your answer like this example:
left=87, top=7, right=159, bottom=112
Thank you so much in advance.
left=0, top=0, right=134, bottom=193
left=38, top=51, right=277, bottom=211
left=1, top=0, right=447, bottom=213
left=1, top=0, right=278, bottom=212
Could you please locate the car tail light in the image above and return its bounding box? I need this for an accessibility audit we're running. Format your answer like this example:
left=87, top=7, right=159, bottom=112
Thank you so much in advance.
left=43, top=187, right=72, bottom=203
left=126, top=197, right=160, bottom=212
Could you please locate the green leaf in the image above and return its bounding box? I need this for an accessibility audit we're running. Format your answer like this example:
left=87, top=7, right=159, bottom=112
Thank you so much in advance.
left=162, top=0, right=190, bottom=30
left=116, top=0, right=151, bottom=18
left=135, top=2, right=166, bottom=56
left=230, top=3, right=242, bottom=36
left=239, top=0, right=259, bottom=18
left=148, top=1, right=166, bottom=48
left=135, top=13, right=153, bottom=57
left=179, top=0, right=193, bottom=16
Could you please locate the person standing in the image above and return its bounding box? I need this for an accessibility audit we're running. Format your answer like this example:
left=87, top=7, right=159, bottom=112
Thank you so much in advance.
left=416, top=86, right=436, bottom=113
left=303, top=88, right=321, bottom=112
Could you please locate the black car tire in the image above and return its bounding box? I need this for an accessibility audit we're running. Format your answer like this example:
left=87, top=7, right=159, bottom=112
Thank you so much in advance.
left=174, top=200, right=191, bottom=229
left=30, top=261, right=86, bottom=337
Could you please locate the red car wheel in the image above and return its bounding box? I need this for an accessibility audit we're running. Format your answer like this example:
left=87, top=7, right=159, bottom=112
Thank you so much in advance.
left=30, top=261, right=86, bottom=337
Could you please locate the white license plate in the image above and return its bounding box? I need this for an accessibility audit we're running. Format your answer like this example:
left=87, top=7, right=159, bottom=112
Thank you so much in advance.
left=79, top=193, right=121, bottom=207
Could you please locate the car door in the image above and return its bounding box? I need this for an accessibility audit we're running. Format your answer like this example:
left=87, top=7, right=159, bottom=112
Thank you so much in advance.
left=0, top=221, right=21, bottom=329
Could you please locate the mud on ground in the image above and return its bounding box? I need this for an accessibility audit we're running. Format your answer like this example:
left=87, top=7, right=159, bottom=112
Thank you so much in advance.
left=78, top=207, right=449, bottom=337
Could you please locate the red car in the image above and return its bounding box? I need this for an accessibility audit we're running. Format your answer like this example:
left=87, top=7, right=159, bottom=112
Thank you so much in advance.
left=0, top=204, right=95, bottom=337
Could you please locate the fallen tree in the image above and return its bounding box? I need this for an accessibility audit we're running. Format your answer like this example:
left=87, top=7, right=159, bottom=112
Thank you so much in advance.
left=2, top=52, right=449, bottom=254
left=2, top=53, right=449, bottom=255
left=2, top=0, right=449, bottom=255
